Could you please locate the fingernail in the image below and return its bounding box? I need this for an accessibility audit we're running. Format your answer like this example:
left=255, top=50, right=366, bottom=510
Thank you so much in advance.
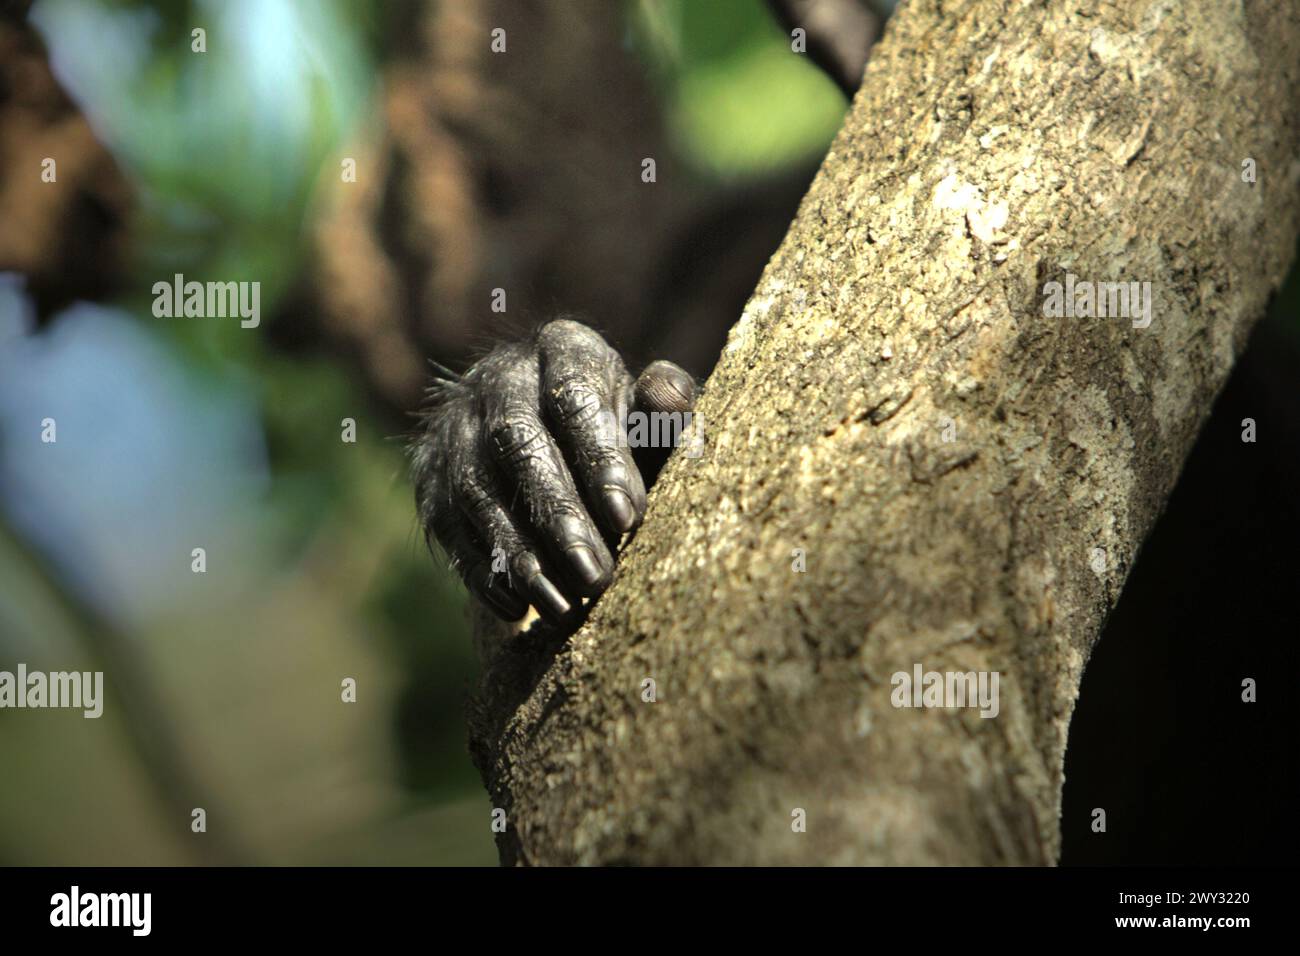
left=528, top=572, right=571, bottom=620
left=604, top=488, right=636, bottom=533
left=566, top=543, right=610, bottom=591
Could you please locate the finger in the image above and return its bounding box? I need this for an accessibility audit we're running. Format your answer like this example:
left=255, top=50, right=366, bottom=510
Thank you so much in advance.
left=415, top=421, right=527, bottom=624
left=538, top=319, right=647, bottom=535
left=634, top=359, right=697, bottom=416
left=480, top=347, right=615, bottom=598
left=452, top=449, right=574, bottom=625
left=442, top=518, right=531, bottom=623
left=626, top=361, right=698, bottom=481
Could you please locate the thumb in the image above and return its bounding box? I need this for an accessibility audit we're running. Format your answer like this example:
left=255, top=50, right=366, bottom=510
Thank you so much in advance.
left=633, top=360, right=697, bottom=416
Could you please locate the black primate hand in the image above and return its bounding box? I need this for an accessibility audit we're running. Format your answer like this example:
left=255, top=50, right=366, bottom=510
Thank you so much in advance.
left=411, top=318, right=696, bottom=625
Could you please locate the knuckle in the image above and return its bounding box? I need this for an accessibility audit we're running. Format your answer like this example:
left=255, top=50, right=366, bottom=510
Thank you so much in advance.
left=539, top=318, right=603, bottom=352
left=454, top=467, right=498, bottom=518
left=483, top=513, right=525, bottom=559
left=548, top=377, right=604, bottom=427
left=545, top=506, right=592, bottom=544
left=487, top=412, right=549, bottom=462
left=510, top=549, right=543, bottom=584
left=470, top=341, right=535, bottom=387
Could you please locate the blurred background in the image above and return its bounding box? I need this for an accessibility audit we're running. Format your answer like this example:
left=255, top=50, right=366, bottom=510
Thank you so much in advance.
left=0, top=0, right=1295, bottom=867
left=0, top=0, right=850, bottom=865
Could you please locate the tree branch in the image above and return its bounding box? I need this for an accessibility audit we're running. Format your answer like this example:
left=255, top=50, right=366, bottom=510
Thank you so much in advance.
left=469, top=0, right=1300, bottom=865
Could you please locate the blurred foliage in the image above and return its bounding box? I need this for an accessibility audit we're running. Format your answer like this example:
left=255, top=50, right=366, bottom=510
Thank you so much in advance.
left=633, top=0, right=846, bottom=176
left=0, top=0, right=849, bottom=865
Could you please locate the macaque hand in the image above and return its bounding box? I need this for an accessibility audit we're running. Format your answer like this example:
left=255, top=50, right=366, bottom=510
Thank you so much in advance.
left=412, top=318, right=697, bottom=626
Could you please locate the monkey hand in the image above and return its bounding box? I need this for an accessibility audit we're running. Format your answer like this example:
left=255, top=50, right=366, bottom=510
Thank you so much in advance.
left=411, top=318, right=697, bottom=626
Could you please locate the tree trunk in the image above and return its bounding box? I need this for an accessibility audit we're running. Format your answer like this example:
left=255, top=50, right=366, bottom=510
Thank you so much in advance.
left=468, top=0, right=1300, bottom=865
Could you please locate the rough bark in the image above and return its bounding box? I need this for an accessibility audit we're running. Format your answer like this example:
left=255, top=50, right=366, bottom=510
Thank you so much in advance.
left=468, top=0, right=1300, bottom=865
